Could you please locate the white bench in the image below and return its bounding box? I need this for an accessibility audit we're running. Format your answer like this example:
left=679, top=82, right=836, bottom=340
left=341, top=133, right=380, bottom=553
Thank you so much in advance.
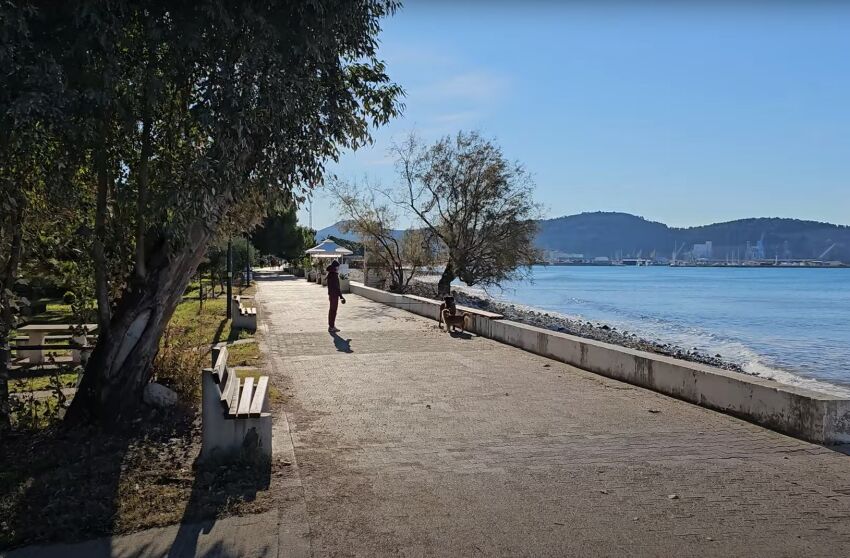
left=230, top=295, right=257, bottom=330
left=15, top=324, right=97, bottom=364
left=200, top=344, right=271, bottom=461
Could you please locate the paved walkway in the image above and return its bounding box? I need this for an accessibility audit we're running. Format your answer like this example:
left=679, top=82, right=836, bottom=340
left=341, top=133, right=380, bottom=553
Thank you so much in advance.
left=8, top=275, right=850, bottom=557
left=257, top=277, right=850, bottom=557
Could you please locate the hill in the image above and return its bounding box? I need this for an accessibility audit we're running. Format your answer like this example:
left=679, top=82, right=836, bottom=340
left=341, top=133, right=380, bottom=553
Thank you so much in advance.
left=315, top=221, right=359, bottom=242
left=316, top=221, right=404, bottom=242
left=536, top=212, right=850, bottom=262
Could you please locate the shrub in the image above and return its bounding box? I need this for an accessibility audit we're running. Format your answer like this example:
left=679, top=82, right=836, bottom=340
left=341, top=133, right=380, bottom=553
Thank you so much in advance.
left=62, top=291, right=77, bottom=305
left=151, top=327, right=206, bottom=405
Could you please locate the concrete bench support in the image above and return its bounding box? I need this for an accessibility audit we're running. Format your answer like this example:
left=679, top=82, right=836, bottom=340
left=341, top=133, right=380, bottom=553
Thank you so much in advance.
left=348, top=281, right=850, bottom=445
left=231, top=295, right=257, bottom=331
left=201, top=345, right=272, bottom=461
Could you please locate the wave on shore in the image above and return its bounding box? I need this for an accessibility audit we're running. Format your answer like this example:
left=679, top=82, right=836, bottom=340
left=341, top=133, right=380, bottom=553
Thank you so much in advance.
left=410, top=277, right=850, bottom=398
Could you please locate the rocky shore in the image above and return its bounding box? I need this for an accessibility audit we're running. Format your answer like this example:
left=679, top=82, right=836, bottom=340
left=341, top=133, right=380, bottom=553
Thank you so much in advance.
left=406, top=279, right=745, bottom=373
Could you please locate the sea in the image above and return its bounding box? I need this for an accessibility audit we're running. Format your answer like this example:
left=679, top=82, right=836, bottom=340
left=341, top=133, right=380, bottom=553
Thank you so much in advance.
left=468, top=265, right=850, bottom=397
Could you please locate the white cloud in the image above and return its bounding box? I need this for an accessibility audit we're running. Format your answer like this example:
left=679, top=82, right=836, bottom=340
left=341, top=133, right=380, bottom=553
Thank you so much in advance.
left=432, top=111, right=482, bottom=124
left=417, top=71, right=511, bottom=104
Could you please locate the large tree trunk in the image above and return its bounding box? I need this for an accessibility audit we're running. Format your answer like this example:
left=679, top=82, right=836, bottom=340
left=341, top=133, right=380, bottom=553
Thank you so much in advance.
left=437, top=261, right=455, bottom=296
left=65, top=221, right=212, bottom=426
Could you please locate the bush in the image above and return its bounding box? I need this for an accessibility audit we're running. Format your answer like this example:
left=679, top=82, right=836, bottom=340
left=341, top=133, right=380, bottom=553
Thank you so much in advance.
left=62, top=290, right=77, bottom=305
left=151, top=327, right=206, bottom=405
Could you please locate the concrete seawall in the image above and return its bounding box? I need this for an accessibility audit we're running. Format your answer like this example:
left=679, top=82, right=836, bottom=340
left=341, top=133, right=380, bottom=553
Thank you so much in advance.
left=350, top=281, right=850, bottom=444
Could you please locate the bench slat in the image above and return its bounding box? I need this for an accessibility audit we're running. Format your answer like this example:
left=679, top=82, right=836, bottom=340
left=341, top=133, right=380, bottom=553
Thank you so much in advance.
left=220, top=368, right=236, bottom=411
left=237, top=376, right=254, bottom=417
left=227, top=377, right=241, bottom=417
left=250, top=376, right=268, bottom=417
left=212, top=346, right=228, bottom=383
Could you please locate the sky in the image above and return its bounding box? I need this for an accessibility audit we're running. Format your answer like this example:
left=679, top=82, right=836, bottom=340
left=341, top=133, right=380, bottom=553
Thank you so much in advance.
left=300, top=1, right=850, bottom=231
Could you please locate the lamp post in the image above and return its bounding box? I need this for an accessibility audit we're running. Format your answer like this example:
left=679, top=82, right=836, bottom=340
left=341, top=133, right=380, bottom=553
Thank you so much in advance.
left=245, top=236, right=251, bottom=287
left=226, top=237, right=233, bottom=318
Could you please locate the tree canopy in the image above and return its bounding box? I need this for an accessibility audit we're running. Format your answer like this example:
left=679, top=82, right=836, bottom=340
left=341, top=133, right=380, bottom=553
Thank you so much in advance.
left=1, top=0, right=403, bottom=425
left=393, top=132, right=541, bottom=294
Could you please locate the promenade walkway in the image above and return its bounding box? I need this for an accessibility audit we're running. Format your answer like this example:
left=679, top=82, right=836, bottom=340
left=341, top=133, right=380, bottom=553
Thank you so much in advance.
left=7, top=276, right=850, bottom=557
left=258, top=277, right=850, bottom=557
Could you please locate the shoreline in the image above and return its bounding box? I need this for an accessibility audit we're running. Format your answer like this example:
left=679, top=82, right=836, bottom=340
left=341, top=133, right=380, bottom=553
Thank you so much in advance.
left=406, top=278, right=746, bottom=374
left=407, top=277, right=850, bottom=398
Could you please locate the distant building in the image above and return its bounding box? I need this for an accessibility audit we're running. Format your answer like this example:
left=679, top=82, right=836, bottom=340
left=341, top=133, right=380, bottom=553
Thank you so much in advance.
left=547, top=251, right=585, bottom=263
left=692, top=241, right=713, bottom=260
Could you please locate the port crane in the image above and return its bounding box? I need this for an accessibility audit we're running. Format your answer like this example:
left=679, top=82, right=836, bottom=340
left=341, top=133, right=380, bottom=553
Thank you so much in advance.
left=671, top=242, right=686, bottom=265
left=819, top=243, right=837, bottom=260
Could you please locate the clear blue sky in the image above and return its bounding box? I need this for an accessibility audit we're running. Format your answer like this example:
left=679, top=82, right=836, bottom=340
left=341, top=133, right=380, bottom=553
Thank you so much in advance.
left=301, top=1, right=850, bottom=231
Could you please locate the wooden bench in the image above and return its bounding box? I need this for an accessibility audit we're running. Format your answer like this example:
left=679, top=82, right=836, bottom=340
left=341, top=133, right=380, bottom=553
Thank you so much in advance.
left=200, top=344, right=272, bottom=461
left=230, top=295, right=257, bottom=331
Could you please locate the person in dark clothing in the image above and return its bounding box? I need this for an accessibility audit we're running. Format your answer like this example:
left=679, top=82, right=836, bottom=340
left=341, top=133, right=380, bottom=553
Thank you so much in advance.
left=326, top=260, right=346, bottom=332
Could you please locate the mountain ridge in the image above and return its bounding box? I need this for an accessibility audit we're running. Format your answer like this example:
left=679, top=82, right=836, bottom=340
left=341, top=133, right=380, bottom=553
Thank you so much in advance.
left=317, top=212, right=850, bottom=262
left=536, top=212, right=850, bottom=262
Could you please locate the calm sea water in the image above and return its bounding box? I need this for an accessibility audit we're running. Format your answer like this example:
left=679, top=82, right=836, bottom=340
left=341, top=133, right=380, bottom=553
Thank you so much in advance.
left=476, top=266, right=850, bottom=397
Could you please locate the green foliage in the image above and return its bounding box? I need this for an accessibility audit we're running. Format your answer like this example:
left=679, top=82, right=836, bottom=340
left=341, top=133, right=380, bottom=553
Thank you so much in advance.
left=2, top=0, right=403, bottom=423
left=62, top=291, right=76, bottom=305
left=251, top=207, right=315, bottom=264
left=394, top=131, right=541, bottom=292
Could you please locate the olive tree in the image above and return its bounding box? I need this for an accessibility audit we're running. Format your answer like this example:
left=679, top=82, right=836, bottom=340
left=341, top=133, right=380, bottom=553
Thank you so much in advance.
left=393, top=132, right=541, bottom=295
left=2, top=1, right=403, bottom=425
left=329, top=179, right=436, bottom=292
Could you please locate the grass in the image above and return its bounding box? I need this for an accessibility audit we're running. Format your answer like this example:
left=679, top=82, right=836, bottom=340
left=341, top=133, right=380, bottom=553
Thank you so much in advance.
left=226, top=341, right=261, bottom=367
left=9, top=373, right=79, bottom=394
left=168, top=294, right=253, bottom=347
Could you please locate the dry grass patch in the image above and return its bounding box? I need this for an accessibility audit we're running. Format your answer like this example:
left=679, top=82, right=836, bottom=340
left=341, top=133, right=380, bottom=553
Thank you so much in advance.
left=0, top=410, right=275, bottom=550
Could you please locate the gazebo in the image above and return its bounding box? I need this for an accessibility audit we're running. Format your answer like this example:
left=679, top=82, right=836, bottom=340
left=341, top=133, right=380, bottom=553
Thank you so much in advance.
left=305, top=239, right=353, bottom=285
left=306, top=239, right=353, bottom=260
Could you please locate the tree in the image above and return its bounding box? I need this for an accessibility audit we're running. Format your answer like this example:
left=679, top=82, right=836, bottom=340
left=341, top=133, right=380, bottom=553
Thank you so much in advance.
left=251, top=206, right=314, bottom=264
left=393, top=132, right=541, bottom=295
left=329, top=179, right=436, bottom=292
left=2, top=1, right=403, bottom=426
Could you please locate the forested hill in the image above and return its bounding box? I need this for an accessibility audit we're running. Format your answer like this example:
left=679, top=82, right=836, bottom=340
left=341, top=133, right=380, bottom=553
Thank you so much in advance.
left=536, top=212, right=850, bottom=262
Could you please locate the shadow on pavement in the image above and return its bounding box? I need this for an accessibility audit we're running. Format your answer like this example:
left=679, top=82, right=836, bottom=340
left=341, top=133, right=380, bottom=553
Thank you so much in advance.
left=448, top=331, right=473, bottom=340
left=330, top=332, right=353, bottom=353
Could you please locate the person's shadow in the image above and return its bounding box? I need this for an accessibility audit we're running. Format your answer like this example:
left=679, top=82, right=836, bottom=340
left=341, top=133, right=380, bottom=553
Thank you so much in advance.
left=330, top=332, right=353, bottom=353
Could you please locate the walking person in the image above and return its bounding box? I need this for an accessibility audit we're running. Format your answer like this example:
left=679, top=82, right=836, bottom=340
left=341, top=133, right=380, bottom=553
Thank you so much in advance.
left=326, top=260, right=346, bottom=332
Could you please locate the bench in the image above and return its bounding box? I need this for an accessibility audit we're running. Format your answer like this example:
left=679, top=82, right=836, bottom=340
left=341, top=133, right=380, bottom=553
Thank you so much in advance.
left=230, top=295, right=257, bottom=330
left=200, top=344, right=272, bottom=461
left=14, top=324, right=97, bottom=365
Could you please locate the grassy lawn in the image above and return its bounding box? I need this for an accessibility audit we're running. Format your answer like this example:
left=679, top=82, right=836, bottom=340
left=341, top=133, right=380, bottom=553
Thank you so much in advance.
left=168, top=294, right=253, bottom=347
